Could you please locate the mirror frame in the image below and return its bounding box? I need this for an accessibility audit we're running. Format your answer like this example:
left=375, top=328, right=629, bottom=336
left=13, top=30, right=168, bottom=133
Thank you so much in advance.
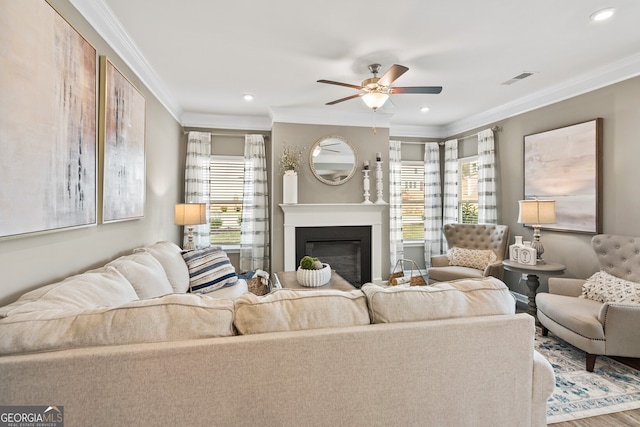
left=308, top=135, right=358, bottom=186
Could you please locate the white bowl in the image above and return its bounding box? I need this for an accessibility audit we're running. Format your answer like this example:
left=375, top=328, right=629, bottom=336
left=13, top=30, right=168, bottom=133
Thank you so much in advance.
left=296, top=263, right=331, bottom=287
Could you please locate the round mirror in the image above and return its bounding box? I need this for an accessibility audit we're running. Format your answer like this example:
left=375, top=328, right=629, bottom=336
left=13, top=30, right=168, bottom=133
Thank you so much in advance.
left=309, top=136, right=357, bottom=185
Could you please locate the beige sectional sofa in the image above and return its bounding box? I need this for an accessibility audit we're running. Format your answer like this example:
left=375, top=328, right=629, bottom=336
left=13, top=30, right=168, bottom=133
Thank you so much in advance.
left=0, top=241, right=555, bottom=427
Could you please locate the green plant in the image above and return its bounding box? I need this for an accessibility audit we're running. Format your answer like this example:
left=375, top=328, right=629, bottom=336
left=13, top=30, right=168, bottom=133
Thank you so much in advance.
left=299, top=255, right=323, bottom=270
left=461, top=202, right=478, bottom=224
left=279, top=144, right=304, bottom=174
left=210, top=217, right=223, bottom=228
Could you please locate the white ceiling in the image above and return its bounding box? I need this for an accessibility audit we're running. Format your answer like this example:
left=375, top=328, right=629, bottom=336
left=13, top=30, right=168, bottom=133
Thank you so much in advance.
left=72, top=0, right=640, bottom=137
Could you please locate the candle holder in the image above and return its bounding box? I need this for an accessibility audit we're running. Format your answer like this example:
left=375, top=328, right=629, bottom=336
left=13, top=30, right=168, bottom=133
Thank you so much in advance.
left=362, top=169, right=372, bottom=204
left=375, top=160, right=386, bottom=204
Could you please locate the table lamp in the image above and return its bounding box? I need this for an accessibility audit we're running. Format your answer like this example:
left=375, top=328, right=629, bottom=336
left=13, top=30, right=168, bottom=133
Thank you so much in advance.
left=517, top=198, right=556, bottom=260
left=175, top=203, right=207, bottom=250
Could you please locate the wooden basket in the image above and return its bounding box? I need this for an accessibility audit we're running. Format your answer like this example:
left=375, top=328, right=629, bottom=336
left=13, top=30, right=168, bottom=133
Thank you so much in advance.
left=389, top=259, right=427, bottom=286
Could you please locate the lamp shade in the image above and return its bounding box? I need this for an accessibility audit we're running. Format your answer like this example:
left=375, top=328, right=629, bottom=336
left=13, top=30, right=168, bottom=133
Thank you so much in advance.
left=517, top=199, right=556, bottom=225
left=174, top=203, right=207, bottom=225
left=362, top=92, right=389, bottom=110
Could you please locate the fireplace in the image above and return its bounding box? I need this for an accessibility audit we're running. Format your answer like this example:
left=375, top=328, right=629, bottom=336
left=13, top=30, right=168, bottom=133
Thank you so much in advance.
left=280, top=203, right=386, bottom=284
left=296, top=226, right=371, bottom=287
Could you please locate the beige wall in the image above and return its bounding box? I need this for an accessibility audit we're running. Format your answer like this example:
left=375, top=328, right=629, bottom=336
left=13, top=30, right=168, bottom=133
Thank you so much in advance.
left=0, top=0, right=182, bottom=306
left=454, top=76, right=640, bottom=295
left=270, top=122, right=391, bottom=278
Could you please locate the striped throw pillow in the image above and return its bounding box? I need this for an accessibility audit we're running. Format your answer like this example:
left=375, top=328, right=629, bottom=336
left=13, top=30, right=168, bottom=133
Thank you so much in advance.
left=181, top=247, right=238, bottom=294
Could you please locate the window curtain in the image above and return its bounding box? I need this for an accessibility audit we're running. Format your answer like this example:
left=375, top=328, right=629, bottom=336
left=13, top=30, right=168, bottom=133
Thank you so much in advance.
left=477, top=128, right=497, bottom=224
left=184, top=131, right=211, bottom=249
left=389, top=140, right=404, bottom=269
left=443, top=139, right=459, bottom=229
left=240, top=134, right=270, bottom=272
left=424, top=142, right=443, bottom=265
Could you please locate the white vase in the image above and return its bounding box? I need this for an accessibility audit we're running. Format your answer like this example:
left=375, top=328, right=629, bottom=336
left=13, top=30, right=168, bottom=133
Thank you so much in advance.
left=283, top=170, right=297, bottom=204
left=509, top=235, right=524, bottom=262
left=519, top=241, right=537, bottom=265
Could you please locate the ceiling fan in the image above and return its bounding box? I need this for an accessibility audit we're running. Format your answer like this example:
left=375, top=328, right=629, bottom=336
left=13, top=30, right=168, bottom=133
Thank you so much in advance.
left=317, top=63, right=443, bottom=111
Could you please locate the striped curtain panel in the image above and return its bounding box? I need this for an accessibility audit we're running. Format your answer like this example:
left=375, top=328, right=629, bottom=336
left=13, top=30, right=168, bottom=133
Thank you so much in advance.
left=424, top=142, right=443, bottom=265
left=240, top=134, right=270, bottom=272
left=477, top=129, right=498, bottom=224
left=184, top=131, right=211, bottom=248
left=442, top=139, right=459, bottom=250
left=389, top=140, right=404, bottom=269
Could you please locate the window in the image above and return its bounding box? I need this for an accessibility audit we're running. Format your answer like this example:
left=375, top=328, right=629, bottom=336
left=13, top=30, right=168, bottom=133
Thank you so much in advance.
left=400, top=161, right=425, bottom=241
left=459, top=156, right=478, bottom=224
left=208, top=155, right=244, bottom=246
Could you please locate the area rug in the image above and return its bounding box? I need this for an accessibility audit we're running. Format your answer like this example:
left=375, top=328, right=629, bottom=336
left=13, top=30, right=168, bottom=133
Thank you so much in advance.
left=535, top=329, right=640, bottom=423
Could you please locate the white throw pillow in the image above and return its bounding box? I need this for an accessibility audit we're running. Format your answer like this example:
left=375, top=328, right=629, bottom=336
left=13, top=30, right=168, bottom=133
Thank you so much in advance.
left=134, top=241, right=190, bottom=293
left=447, top=247, right=498, bottom=270
left=107, top=252, right=174, bottom=299
left=580, top=271, right=640, bottom=303
left=362, top=277, right=515, bottom=324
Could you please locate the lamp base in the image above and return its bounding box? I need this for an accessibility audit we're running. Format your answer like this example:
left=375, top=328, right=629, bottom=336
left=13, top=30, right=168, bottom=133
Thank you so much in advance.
left=183, top=226, right=195, bottom=251
left=531, top=225, right=544, bottom=260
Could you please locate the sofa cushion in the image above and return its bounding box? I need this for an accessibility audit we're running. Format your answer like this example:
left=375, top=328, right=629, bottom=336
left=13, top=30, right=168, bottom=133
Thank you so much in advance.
left=182, top=247, right=238, bottom=294
left=134, top=241, right=190, bottom=293
left=362, top=277, right=515, bottom=324
left=447, top=247, right=497, bottom=270
left=0, top=293, right=235, bottom=355
left=0, top=267, right=138, bottom=318
left=107, top=251, right=174, bottom=299
left=234, top=289, right=370, bottom=335
left=580, top=270, right=640, bottom=303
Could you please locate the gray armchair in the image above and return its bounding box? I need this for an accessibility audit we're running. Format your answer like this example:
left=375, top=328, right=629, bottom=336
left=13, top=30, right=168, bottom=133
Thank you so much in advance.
left=428, top=223, right=510, bottom=283
left=537, top=234, right=640, bottom=371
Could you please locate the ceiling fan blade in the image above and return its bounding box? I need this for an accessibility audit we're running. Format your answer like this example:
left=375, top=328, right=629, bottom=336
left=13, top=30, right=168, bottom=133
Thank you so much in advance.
left=317, top=79, right=363, bottom=90
left=325, top=93, right=363, bottom=105
left=377, top=64, right=409, bottom=87
left=390, top=86, right=443, bottom=94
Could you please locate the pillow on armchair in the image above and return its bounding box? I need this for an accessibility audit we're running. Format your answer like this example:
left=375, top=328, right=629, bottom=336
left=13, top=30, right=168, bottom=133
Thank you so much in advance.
left=447, top=247, right=498, bottom=270
left=580, top=270, right=640, bottom=304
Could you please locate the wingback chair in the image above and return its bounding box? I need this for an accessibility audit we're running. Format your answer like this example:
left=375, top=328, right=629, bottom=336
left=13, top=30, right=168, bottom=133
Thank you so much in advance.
left=537, top=234, right=640, bottom=372
left=428, top=223, right=510, bottom=283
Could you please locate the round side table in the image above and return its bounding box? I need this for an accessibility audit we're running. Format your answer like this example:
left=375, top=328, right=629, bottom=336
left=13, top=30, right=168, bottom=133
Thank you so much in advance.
left=503, top=260, right=566, bottom=323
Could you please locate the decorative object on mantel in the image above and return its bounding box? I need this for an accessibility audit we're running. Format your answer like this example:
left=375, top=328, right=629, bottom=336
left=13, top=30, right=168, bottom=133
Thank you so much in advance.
left=280, top=145, right=303, bottom=204
left=296, top=256, right=331, bottom=287
left=375, top=152, right=386, bottom=204
left=362, top=160, right=372, bottom=204
left=175, top=203, right=207, bottom=250
left=308, top=135, right=357, bottom=186
left=517, top=198, right=556, bottom=260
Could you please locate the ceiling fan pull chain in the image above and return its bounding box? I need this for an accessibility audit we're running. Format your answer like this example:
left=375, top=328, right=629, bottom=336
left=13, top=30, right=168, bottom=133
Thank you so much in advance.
left=372, top=110, right=377, bottom=134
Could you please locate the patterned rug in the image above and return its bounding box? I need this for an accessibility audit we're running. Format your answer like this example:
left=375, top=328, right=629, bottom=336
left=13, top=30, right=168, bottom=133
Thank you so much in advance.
left=535, top=329, right=640, bottom=423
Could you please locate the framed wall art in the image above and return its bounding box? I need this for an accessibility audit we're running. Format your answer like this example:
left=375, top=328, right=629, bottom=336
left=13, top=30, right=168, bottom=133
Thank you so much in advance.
left=99, top=56, right=146, bottom=223
left=0, top=1, right=97, bottom=239
left=523, top=118, right=602, bottom=234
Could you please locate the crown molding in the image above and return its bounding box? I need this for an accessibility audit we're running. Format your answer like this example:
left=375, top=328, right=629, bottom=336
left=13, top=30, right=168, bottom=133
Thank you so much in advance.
left=444, top=52, right=640, bottom=136
left=181, top=112, right=272, bottom=131
left=69, top=0, right=183, bottom=122
left=270, top=107, right=394, bottom=130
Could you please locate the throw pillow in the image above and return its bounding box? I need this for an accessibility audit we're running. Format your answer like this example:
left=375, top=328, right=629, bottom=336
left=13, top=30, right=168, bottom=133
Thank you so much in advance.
left=182, top=247, right=238, bottom=294
left=134, top=241, right=190, bottom=293
left=362, top=277, right=515, bottom=323
left=233, top=289, right=370, bottom=335
left=107, top=252, right=174, bottom=299
left=580, top=270, right=640, bottom=304
left=447, top=247, right=498, bottom=270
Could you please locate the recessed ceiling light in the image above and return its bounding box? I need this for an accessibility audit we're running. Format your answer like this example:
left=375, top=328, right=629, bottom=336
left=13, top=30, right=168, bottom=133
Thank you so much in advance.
left=420, top=106, right=430, bottom=113
left=590, top=8, right=615, bottom=22
left=243, top=94, right=254, bottom=101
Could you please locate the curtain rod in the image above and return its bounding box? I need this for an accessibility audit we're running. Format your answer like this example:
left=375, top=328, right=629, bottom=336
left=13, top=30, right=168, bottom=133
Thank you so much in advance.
left=183, top=131, right=270, bottom=139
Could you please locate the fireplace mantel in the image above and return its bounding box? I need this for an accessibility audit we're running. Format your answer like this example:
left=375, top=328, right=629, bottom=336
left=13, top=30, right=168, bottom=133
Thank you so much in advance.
left=280, top=204, right=386, bottom=283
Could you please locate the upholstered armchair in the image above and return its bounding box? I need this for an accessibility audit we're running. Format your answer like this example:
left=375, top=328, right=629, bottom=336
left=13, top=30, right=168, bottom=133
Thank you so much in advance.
left=428, top=223, right=510, bottom=283
left=536, top=234, right=640, bottom=372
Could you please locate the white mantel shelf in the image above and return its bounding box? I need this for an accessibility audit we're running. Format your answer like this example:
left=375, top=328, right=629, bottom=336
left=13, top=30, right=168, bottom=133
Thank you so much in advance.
left=280, top=203, right=387, bottom=283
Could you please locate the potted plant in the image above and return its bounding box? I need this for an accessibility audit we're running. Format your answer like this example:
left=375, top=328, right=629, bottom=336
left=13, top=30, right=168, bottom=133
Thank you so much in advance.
left=296, top=255, right=331, bottom=287
left=280, top=144, right=303, bottom=204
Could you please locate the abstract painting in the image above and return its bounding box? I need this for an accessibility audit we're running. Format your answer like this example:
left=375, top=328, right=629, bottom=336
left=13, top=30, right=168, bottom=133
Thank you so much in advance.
left=100, top=56, right=146, bottom=223
left=0, top=1, right=97, bottom=238
left=524, top=119, right=602, bottom=233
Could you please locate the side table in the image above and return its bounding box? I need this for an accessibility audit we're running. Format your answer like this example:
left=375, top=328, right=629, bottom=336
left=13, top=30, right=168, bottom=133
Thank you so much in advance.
left=503, top=260, right=566, bottom=323
left=274, top=271, right=356, bottom=291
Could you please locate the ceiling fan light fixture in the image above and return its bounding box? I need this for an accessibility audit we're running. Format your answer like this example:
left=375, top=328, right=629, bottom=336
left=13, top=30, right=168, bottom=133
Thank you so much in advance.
left=362, top=92, right=389, bottom=110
